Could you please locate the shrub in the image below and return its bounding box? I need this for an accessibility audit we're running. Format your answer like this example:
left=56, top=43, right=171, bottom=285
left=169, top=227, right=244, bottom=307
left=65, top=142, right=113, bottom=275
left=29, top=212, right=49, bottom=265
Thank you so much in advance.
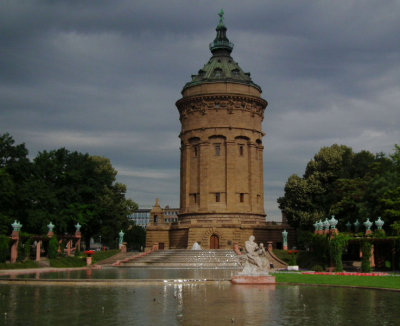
left=0, top=235, right=9, bottom=263
left=24, top=238, right=33, bottom=260
left=361, top=240, right=372, bottom=273
left=48, top=236, right=58, bottom=259
left=329, top=233, right=348, bottom=272
left=311, top=234, right=330, bottom=266
left=17, top=237, right=33, bottom=261
left=297, top=231, right=314, bottom=250
left=288, top=250, right=298, bottom=265
left=311, top=265, right=323, bottom=272
left=373, top=229, right=386, bottom=238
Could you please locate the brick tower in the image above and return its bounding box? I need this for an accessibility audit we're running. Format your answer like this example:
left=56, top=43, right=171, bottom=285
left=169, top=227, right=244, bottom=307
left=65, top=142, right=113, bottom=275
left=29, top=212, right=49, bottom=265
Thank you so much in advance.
left=175, top=10, right=268, bottom=247
left=145, top=11, right=292, bottom=250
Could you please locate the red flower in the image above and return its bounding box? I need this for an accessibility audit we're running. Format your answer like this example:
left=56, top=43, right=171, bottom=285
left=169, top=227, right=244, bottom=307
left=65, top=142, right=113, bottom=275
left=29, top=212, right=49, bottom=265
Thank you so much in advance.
left=85, top=250, right=95, bottom=255
left=288, top=250, right=292, bottom=254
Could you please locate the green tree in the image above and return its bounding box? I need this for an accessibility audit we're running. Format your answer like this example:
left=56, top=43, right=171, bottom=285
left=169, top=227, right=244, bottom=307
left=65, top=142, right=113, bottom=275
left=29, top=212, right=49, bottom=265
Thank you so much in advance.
left=0, top=134, right=137, bottom=252
left=0, top=133, right=32, bottom=234
left=279, top=144, right=355, bottom=228
left=279, top=144, right=400, bottom=230
left=125, top=221, right=146, bottom=251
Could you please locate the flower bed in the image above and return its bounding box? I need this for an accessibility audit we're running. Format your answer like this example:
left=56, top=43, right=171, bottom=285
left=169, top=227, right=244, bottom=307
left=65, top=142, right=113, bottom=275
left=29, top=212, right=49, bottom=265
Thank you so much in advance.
left=302, top=271, right=389, bottom=276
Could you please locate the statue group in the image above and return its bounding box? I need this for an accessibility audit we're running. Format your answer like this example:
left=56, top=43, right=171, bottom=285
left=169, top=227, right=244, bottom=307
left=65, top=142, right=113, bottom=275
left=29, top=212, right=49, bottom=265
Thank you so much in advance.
left=239, top=236, right=271, bottom=275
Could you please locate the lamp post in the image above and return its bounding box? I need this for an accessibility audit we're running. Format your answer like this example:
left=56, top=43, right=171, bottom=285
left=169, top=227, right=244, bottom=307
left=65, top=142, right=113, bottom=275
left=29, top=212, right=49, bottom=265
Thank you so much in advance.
left=345, top=221, right=352, bottom=232
left=363, top=218, right=373, bottom=235
left=375, top=217, right=384, bottom=230
left=47, top=222, right=55, bottom=238
left=354, top=220, right=360, bottom=233
left=329, top=215, right=338, bottom=236
left=323, top=218, right=330, bottom=234
left=313, top=221, right=319, bottom=234
left=317, top=220, right=323, bottom=235
left=10, top=220, right=22, bottom=263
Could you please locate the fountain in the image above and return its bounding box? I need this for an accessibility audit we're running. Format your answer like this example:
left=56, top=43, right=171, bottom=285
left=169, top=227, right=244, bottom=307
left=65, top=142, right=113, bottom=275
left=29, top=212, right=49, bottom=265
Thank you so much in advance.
left=231, top=236, right=276, bottom=284
left=191, top=242, right=202, bottom=250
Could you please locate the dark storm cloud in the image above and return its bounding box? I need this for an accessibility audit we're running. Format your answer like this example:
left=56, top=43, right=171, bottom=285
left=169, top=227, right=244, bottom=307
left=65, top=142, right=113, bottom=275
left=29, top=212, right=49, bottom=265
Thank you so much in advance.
left=1, top=0, right=399, bottom=220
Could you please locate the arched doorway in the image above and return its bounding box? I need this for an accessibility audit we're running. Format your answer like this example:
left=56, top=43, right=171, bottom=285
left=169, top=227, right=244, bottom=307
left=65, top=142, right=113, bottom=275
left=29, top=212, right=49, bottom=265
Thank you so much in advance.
left=210, top=234, right=219, bottom=249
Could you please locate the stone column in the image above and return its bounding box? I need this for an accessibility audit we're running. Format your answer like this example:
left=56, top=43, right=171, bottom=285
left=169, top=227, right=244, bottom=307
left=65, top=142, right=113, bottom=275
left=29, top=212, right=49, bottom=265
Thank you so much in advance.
left=248, top=143, right=257, bottom=211
left=199, top=142, right=209, bottom=212
left=66, top=240, right=72, bottom=256
left=370, top=245, right=375, bottom=268
left=180, top=143, right=191, bottom=213
left=225, top=140, right=236, bottom=209
left=258, top=145, right=265, bottom=214
left=10, top=231, right=19, bottom=263
left=75, top=231, right=81, bottom=253
left=57, top=239, right=62, bottom=254
left=35, top=240, right=42, bottom=262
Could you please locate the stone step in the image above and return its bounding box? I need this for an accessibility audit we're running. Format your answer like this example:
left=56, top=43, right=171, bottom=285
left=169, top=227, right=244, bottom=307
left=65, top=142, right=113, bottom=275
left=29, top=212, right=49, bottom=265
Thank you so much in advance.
left=119, top=249, right=241, bottom=268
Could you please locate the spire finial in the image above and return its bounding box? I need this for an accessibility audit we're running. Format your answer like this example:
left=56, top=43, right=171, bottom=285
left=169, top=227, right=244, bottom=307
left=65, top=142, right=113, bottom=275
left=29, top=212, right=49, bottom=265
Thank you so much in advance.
left=209, top=9, right=233, bottom=55
left=218, top=9, right=224, bottom=25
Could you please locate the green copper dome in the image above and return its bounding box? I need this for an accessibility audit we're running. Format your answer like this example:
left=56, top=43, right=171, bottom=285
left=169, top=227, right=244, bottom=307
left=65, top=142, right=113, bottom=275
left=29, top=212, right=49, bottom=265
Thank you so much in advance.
left=182, top=10, right=262, bottom=93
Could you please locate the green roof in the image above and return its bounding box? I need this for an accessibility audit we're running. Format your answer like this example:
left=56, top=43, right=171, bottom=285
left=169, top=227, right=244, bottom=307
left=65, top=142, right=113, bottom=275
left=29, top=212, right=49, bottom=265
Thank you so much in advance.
left=182, top=10, right=262, bottom=93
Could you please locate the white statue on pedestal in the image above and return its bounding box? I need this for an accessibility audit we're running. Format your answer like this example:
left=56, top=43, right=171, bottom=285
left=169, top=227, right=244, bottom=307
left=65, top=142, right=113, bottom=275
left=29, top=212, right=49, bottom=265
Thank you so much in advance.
left=238, top=235, right=270, bottom=275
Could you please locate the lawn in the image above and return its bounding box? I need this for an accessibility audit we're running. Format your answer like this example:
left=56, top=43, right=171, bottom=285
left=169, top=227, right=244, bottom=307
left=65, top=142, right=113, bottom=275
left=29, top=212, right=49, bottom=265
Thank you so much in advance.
left=0, top=261, right=39, bottom=269
left=273, top=273, right=400, bottom=290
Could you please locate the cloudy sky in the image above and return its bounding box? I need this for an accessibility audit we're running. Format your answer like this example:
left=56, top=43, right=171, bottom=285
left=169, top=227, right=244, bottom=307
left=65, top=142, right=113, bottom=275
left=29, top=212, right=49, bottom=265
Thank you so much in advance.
left=1, top=1, right=399, bottom=221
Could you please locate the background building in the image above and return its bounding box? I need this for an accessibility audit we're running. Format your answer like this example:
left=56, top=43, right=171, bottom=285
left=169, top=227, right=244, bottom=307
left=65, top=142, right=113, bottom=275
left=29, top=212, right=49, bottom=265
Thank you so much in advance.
left=130, top=205, right=178, bottom=228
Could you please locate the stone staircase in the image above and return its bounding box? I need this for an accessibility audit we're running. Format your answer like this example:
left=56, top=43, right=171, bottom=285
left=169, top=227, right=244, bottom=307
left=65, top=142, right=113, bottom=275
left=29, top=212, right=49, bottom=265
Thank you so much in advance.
left=117, top=249, right=242, bottom=269
left=95, top=251, right=140, bottom=266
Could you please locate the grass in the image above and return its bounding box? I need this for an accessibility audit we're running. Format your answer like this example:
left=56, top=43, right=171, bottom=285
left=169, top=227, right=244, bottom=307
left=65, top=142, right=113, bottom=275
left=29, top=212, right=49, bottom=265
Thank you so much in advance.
left=0, top=261, right=39, bottom=269
left=49, top=256, right=86, bottom=267
left=49, top=249, right=120, bottom=267
left=0, top=250, right=122, bottom=269
left=273, top=273, right=400, bottom=290
left=92, top=249, right=120, bottom=263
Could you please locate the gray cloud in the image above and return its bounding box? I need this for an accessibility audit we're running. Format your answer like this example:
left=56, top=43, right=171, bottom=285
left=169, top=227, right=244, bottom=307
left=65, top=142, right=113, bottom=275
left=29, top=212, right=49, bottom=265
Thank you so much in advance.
left=1, top=1, right=399, bottom=220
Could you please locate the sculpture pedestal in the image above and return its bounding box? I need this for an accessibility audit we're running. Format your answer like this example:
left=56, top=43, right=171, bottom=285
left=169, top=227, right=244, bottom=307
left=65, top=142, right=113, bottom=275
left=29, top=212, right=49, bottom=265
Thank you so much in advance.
left=231, top=275, right=276, bottom=284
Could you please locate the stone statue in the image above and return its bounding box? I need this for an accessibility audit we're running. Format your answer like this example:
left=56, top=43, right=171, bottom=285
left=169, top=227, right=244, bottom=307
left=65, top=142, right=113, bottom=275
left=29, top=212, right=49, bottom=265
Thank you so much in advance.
left=238, top=235, right=270, bottom=275
left=118, top=230, right=125, bottom=245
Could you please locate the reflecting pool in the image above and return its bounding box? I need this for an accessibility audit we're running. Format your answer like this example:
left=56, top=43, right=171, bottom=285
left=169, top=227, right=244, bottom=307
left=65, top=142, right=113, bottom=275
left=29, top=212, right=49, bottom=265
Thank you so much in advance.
left=0, top=283, right=398, bottom=325
left=1, top=267, right=240, bottom=280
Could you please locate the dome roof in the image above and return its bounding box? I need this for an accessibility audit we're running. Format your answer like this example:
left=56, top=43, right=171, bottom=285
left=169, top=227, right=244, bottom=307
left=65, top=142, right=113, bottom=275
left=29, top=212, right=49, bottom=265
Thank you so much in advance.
left=182, top=10, right=262, bottom=93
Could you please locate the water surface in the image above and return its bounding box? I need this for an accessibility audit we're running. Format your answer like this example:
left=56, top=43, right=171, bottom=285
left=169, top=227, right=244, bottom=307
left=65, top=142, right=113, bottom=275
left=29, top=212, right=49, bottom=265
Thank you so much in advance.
left=0, top=283, right=397, bottom=325
left=1, top=267, right=239, bottom=280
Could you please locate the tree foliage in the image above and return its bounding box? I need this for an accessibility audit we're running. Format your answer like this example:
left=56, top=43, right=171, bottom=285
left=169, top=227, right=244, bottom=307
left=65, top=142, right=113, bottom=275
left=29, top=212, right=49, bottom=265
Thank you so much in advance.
left=278, top=144, right=400, bottom=232
left=0, top=133, right=137, bottom=248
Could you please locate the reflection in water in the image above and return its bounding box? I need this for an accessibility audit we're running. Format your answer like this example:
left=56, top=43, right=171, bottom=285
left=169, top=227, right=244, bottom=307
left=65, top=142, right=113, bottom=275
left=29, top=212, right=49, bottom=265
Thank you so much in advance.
left=0, top=284, right=398, bottom=325
left=0, top=267, right=240, bottom=280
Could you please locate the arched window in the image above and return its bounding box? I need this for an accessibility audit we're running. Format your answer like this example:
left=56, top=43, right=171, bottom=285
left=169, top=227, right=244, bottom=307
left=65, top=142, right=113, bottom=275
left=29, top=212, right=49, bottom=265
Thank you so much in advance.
left=213, top=68, right=223, bottom=78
